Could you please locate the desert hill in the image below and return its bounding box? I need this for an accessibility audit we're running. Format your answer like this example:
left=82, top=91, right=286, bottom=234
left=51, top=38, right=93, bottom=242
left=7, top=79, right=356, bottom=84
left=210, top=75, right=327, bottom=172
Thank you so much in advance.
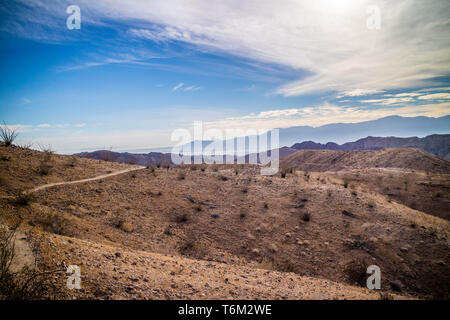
left=291, top=134, right=450, bottom=160
left=74, top=150, right=173, bottom=167
left=280, top=148, right=450, bottom=173
left=1, top=144, right=449, bottom=299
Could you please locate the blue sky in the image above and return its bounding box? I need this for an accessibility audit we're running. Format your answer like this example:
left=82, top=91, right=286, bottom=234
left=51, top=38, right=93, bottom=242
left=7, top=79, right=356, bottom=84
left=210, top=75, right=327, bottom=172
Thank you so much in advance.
left=0, top=0, right=449, bottom=153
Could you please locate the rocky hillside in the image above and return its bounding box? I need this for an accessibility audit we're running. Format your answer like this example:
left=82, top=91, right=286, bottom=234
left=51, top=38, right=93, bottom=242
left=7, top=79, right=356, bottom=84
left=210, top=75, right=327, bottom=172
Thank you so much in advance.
left=280, top=148, right=450, bottom=173
left=74, top=150, right=173, bottom=167
left=291, top=134, right=450, bottom=160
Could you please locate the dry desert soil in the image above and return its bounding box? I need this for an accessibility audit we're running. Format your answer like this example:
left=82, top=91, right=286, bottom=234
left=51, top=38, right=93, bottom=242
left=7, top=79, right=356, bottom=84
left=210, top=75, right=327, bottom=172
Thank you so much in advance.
left=0, top=144, right=449, bottom=299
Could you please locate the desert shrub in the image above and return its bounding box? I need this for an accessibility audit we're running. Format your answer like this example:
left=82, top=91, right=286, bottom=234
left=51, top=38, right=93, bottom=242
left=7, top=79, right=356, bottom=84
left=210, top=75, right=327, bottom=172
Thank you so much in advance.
left=239, top=211, right=247, bottom=219
left=37, top=214, right=70, bottom=236
left=0, top=224, right=63, bottom=300
left=219, top=175, right=228, bottom=181
left=263, top=202, right=268, bottom=209
left=379, top=292, right=394, bottom=300
left=241, top=187, right=248, bottom=194
left=13, top=192, right=34, bottom=206
left=367, top=200, right=375, bottom=208
left=179, top=235, right=208, bottom=259
left=38, top=161, right=52, bottom=176
left=116, top=220, right=133, bottom=233
left=0, top=122, right=19, bottom=146
left=274, top=259, right=297, bottom=273
left=344, top=258, right=368, bottom=286
left=234, top=167, right=239, bottom=175
left=210, top=213, right=219, bottom=219
left=175, top=213, right=189, bottom=223
left=67, top=157, right=77, bottom=168
left=256, top=258, right=274, bottom=271
left=302, top=212, right=311, bottom=222
left=38, top=144, right=54, bottom=154
left=280, top=170, right=286, bottom=178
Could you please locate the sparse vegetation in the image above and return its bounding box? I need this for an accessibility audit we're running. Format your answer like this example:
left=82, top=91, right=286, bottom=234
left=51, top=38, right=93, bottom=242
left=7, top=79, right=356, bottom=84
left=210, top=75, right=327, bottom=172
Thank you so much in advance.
left=0, top=224, right=53, bottom=299
left=344, top=258, right=368, bottom=287
left=13, top=191, right=33, bottom=206
left=116, top=220, right=134, bottom=233
left=302, top=212, right=311, bottom=222
left=0, top=122, right=19, bottom=146
left=175, top=213, right=189, bottom=223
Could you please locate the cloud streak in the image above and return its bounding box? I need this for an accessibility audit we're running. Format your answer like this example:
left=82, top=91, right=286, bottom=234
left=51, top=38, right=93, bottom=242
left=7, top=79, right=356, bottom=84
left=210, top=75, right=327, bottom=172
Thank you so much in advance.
left=7, top=0, right=450, bottom=97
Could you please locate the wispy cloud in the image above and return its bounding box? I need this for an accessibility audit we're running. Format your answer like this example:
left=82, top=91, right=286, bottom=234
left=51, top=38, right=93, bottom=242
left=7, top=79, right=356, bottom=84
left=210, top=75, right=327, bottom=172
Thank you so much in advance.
left=418, top=93, right=450, bottom=100
left=7, top=1, right=450, bottom=97
left=172, top=82, right=184, bottom=91
left=204, top=102, right=450, bottom=131
left=360, top=97, right=415, bottom=105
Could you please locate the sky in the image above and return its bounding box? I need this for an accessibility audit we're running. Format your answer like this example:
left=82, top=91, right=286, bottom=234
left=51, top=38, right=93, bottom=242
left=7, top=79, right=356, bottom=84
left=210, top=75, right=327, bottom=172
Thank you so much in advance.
left=0, top=0, right=449, bottom=154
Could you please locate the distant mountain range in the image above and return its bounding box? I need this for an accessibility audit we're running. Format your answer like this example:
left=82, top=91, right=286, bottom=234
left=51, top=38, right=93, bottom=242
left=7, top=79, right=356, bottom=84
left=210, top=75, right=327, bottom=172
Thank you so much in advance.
left=290, top=134, right=450, bottom=160
left=129, top=115, right=450, bottom=154
left=75, top=134, right=450, bottom=165
left=277, top=115, right=450, bottom=146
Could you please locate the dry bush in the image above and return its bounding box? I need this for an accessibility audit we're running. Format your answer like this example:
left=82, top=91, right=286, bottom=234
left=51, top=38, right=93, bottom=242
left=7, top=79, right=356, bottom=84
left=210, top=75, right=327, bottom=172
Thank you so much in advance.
left=19, top=141, right=33, bottom=149
left=280, top=171, right=286, bottom=178
left=0, top=122, right=19, bottom=146
left=210, top=163, right=219, bottom=172
left=67, top=157, right=77, bottom=168
left=38, top=144, right=54, bottom=154
left=179, top=235, right=209, bottom=259
left=219, top=175, right=228, bottom=181
left=175, top=213, right=189, bottom=223
left=38, top=160, right=52, bottom=176
left=116, top=220, right=133, bottom=233
left=344, top=258, right=368, bottom=287
left=0, top=224, right=60, bottom=300
left=13, top=191, right=34, bottom=206
left=36, top=214, right=70, bottom=236
left=302, top=212, right=311, bottom=222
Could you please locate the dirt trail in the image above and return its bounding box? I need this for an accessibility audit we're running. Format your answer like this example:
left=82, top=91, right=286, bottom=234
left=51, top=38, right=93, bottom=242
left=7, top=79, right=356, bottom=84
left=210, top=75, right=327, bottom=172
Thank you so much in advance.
left=28, top=166, right=145, bottom=193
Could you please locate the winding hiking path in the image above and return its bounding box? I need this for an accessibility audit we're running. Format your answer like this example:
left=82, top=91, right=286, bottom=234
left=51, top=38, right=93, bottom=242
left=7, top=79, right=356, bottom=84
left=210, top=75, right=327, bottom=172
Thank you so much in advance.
left=28, top=166, right=146, bottom=193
